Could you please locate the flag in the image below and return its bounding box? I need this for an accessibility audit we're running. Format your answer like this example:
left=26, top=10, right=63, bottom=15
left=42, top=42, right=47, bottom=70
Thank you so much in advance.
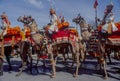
left=94, top=0, right=98, bottom=9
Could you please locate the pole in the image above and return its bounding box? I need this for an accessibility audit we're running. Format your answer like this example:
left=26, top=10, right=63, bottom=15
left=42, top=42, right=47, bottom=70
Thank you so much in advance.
left=94, top=0, right=98, bottom=29
left=95, top=8, right=98, bottom=29
left=11, top=36, right=15, bottom=56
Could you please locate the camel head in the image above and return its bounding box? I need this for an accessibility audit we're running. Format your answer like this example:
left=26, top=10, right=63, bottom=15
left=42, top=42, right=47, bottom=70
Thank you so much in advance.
left=17, top=15, right=34, bottom=25
left=72, top=14, right=85, bottom=24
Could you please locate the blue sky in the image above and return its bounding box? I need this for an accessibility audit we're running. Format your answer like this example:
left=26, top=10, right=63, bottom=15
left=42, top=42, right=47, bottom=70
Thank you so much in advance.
left=0, top=0, right=120, bottom=29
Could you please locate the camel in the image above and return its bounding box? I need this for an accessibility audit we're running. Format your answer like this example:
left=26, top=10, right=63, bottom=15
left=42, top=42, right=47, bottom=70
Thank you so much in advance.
left=73, top=14, right=108, bottom=79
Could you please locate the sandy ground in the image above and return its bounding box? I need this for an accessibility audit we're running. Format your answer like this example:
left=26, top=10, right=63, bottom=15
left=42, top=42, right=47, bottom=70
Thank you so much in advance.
left=0, top=54, right=120, bottom=81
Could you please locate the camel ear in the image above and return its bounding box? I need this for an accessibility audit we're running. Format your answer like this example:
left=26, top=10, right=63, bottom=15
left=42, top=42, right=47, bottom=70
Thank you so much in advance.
left=17, top=16, right=22, bottom=22
left=28, top=15, right=32, bottom=18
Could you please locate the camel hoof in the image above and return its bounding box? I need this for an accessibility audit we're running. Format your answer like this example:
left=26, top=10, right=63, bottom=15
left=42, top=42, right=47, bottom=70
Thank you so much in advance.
left=51, top=75, right=56, bottom=78
left=104, top=76, right=108, bottom=79
left=0, top=72, right=3, bottom=76
left=73, top=74, right=78, bottom=78
left=16, top=73, right=20, bottom=77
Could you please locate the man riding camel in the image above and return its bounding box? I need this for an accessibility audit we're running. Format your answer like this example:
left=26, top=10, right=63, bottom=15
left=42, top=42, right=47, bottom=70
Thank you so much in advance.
left=48, top=8, right=59, bottom=35
left=0, top=12, right=11, bottom=36
left=101, top=2, right=118, bottom=34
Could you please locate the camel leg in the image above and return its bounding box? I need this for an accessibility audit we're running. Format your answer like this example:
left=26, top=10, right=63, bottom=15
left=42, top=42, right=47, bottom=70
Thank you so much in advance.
left=104, top=52, right=107, bottom=63
left=42, top=59, right=47, bottom=72
left=4, top=46, right=12, bottom=71
left=63, top=53, right=67, bottom=65
left=82, top=51, right=86, bottom=62
left=5, top=54, right=12, bottom=71
left=102, top=60, right=108, bottom=79
left=70, top=54, right=75, bottom=69
left=16, top=61, right=27, bottom=76
left=95, top=57, right=102, bottom=75
left=27, top=51, right=33, bottom=74
left=114, top=51, right=119, bottom=60
left=116, top=52, right=120, bottom=60
left=66, top=47, right=70, bottom=59
left=33, top=58, right=40, bottom=74
left=62, top=53, right=65, bottom=61
left=16, top=51, right=28, bottom=76
left=50, top=53, right=56, bottom=78
left=98, top=56, right=108, bottom=79
left=29, top=59, right=33, bottom=74
left=69, top=44, right=75, bottom=69
left=0, top=58, right=3, bottom=76
left=73, top=52, right=80, bottom=77
left=105, top=49, right=112, bottom=64
left=79, top=49, right=86, bottom=68
left=107, top=53, right=112, bottom=64
left=117, top=50, right=120, bottom=60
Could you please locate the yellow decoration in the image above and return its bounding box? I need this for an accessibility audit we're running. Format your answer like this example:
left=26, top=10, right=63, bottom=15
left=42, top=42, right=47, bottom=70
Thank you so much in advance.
left=44, top=25, right=50, bottom=31
left=20, top=31, right=26, bottom=41
left=58, top=22, right=69, bottom=29
left=7, top=26, right=20, bottom=35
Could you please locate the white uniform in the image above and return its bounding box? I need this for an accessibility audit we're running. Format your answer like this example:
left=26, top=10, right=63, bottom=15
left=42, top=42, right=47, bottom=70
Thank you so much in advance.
left=49, top=14, right=58, bottom=33
left=1, top=20, right=8, bottom=36
left=102, top=12, right=118, bottom=32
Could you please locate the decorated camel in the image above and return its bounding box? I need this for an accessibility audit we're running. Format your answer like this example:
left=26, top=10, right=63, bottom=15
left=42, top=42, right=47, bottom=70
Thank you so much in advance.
left=97, top=2, right=120, bottom=60
left=0, top=12, right=32, bottom=76
left=45, top=8, right=80, bottom=78
left=17, top=7, right=81, bottom=78
left=73, top=14, right=108, bottom=79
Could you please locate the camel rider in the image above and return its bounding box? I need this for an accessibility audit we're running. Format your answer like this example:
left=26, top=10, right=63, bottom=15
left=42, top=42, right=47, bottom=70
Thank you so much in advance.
left=102, top=3, right=118, bottom=34
left=48, top=8, right=59, bottom=35
left=0, top=12, right=11, bottom=36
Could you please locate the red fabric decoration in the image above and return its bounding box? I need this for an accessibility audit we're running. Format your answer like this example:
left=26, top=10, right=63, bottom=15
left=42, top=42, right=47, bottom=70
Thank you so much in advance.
left=94, top=0, right=98, bottom=9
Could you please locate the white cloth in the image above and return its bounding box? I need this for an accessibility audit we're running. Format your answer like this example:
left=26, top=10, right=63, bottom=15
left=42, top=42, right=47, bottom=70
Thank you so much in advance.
left=2, top=29, right=7, bottom=36
left=2, top=21, right=7, bottom=28
left=49, top=23, right=58, bottom=32
left=1, top=21, right=8, bottom=36
left=102, top=24, right=108, bottom=32
left=51, top=14, right=58, bottom=24
left=49, top=14, right=58, bottom=32
left=101, top=12, right=118, bottom=33
left=105, top=13, right=114, bottom=23
left=111, top=22, right=118, bottom=32
left=102, top=23, right=118, bottom=33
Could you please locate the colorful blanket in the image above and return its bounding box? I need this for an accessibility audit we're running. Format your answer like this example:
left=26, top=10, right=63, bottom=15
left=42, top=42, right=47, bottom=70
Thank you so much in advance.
left=52, top=30, right=77, bottom=43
